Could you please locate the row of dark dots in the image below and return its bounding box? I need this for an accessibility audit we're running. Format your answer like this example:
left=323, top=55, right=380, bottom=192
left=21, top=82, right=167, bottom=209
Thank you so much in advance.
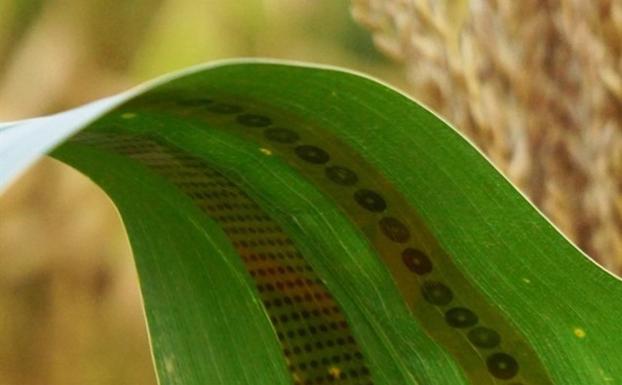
left=216, top=214, right=273, bottom=223
left=284, top=344, right=371, bottom=385
left=293, top=366, right=366, bottom=376
left=251, top=262, right=321, bottom=283
left=291, top=372, right=371, bottom=385
left=268, top=307, right=344, bottom=321
left=284, top=342, right=362, bottom=359
left=276, top=321, right=350, bottom=337
left=286, top=352, right=363, bottom=368
left=195, top=99, right=522, bottom=382
left=247, top=276, right=323, bottom=289
left=232, top=237, right=294, bottom=248
left=224, top=225, right=283, bottom=235
left=249, top=260, right=312, bottom=272
left=289, top=365, right=370, bottom=382
left=250, top=262, right=312, bottom=273
left=84, top=132, right=372, bottom=384
left=296, top=375, right=372, bottom=385
left=253, top=280, right=332, bottom=292
left=245, top=251, right=309, bottom=262
left=280, top=335, right=358, bottom=351
left=250, top=251, right=307, bottom=260
left=257, top=265, right=309, bottom=274
left=259, top=265, right=313, bottom=275
left=256, top=283, right=332, bottom=297
left=201, top=203, right=256, bottom=212
left=269, top=307, right=342, bottom=325
left=278, top=319, right=349, bottom=333
left=258, top=288, right=332, bottom=304
left=251, top=266, right=318, bottom=277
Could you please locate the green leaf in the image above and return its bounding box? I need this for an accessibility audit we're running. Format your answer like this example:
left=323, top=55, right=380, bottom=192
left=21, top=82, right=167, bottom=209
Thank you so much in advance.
left=1, top=60, right=620, bottom=385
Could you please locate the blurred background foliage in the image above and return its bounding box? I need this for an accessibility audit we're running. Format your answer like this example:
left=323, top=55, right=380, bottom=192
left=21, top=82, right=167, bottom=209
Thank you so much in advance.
left=2, top=0, right=622, bottom=384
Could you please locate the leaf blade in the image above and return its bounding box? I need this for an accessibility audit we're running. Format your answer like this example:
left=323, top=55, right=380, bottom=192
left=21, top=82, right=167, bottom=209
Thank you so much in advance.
left=2, top=59, right=620, bottom=385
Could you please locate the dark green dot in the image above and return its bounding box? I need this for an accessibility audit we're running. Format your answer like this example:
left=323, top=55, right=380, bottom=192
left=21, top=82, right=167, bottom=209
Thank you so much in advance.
left=487, top=353, right=519, bottom=379
left=354, top=189, right=387, bottom=212
left=468, top=327, right=501, bottom=349
left=445, top=307, right=478, bottom=328
left=402, top=248, right=433, bottom=275
left=264, top=128, right=299, bottom=143
left=237, top=114, right=272, bottom=127
left=379, top=217, right=410, bottom=243
left=295, top=145, right=330, bottom=164
left=325, top=165, right=358, bottom=185
left=421, top=281, right=453, bottom=305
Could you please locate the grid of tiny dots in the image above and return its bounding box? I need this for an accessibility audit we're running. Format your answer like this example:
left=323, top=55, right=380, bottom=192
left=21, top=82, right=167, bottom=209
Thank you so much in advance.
left=72, top=131, right=373, bottom=385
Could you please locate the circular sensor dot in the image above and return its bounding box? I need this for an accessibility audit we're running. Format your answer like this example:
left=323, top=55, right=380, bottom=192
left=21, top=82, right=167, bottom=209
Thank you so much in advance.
left=325, top=165, right=358, bottom=186
left=295, top=145, right=330, bottom=164
left=354, top=189, right=387, bottom=212
left=421, top=281, right=453, bottom=306
left=445, top=307, right=478, bottom=328
left=206, top=103, right=243, bottom=114
left=487, top=353, right=519, bottom=380
left=468, top=327, right=501, bottom=349
left=402, top=248, right=433, bottom=275
left=379, top=217, right=410, bottom=243
left=237, top=113, right=272, bottom=127
left=264, top=128, right=299, bottom=143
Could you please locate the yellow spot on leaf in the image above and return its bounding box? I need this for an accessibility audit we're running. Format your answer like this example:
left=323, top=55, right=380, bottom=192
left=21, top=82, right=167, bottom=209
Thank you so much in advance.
left=574, top=327, right=586, bottom=338
left=328, top=366, right=341, bottom=379
left=164, top=356, right=175, bottom=374
left=121, top=112, right=136, bottom=119
left=291, top=373, right=301, bottom=383
left=259, top=148, right=272, bottom=156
